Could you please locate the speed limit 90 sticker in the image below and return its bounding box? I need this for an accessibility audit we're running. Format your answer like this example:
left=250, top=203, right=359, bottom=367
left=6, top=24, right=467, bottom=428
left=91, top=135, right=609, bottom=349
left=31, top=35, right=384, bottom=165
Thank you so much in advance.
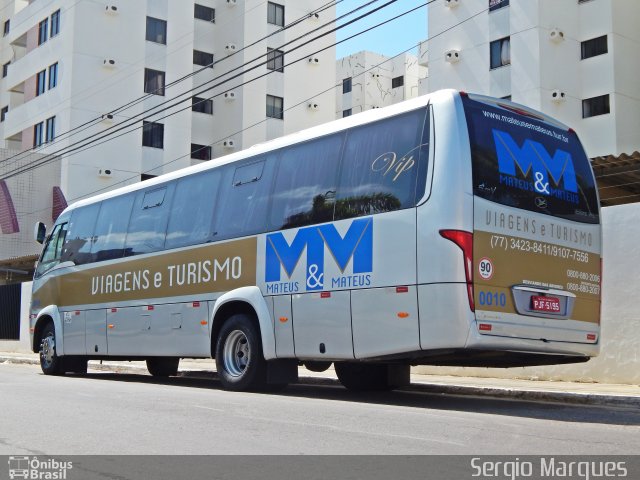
left=478, top=257, right=494, bottom=280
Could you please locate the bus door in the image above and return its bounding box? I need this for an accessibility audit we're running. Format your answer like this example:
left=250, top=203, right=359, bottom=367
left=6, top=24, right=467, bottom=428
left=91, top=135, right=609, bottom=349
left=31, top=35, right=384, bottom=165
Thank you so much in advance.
left=463, top=94, right=602, bottom=344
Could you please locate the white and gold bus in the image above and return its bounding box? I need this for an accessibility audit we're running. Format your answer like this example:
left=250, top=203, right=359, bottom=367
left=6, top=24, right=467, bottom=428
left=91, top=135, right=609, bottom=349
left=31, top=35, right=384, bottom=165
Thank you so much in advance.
left=30, top=89, right=602, bottom=391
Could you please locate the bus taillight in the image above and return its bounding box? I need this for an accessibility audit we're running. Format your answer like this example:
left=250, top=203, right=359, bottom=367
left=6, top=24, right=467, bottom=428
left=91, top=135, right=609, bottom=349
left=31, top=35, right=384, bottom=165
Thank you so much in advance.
left=439, top=229, right=475, bottom=312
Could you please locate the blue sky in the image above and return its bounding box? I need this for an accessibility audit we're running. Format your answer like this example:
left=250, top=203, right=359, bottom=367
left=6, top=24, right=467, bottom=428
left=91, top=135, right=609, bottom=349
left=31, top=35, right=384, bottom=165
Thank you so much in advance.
left=335, top=0, right=427, bottom=58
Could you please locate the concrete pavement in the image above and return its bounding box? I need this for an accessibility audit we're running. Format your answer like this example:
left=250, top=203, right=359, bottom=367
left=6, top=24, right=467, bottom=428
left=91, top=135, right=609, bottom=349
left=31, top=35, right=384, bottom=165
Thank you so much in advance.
left=1, top=351, right=638, bottom=408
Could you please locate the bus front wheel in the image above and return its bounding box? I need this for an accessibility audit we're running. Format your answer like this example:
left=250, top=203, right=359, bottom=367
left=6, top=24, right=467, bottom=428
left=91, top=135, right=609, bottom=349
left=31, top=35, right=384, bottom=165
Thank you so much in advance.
left=215, top=313, right=268, bottom=391
left=39, top=322, right=63, bottom=375
left=335, top=362, right=410, bottom=392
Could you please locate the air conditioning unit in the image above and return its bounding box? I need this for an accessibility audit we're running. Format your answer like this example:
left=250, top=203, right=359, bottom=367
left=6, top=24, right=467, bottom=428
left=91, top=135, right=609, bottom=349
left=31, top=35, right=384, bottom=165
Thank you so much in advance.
left=549, top=28, right=564, bottom=43
left=224, top=91, right=236, bottom=100
left=444, top=0, right=460, bottom=8
left=98, top=168, right=113, bottom=178
left=308, top=57, right=320, bottom=65
left=551, top=89, right=566, bottom=103
left=307, top=102, right=319, bottom=111
left=225, top=43, right=237, bottom=54
left=444, top=49, right=461, bottom=63
left=105, top=5, right=118, bottom=14
left=103, top=59, right=116, bottom=67
left=226, top=0, right=237, bottom=5
left=223, top=139, right=235, bottom=148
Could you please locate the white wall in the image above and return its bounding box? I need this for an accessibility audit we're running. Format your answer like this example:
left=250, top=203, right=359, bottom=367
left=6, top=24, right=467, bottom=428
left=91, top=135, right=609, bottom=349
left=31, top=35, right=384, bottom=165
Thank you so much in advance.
left=415, top=203, right=640, bottom=385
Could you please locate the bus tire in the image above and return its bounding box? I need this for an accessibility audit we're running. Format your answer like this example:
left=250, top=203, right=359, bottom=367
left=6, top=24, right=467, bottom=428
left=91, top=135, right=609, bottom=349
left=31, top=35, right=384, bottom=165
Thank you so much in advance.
left=39, top=322, right=63, bottom=375
left=335, top=362, right=406, bottom=392
left=146, top=357, right=179, bottom=377
left=215, top=313, right=267, bottom=391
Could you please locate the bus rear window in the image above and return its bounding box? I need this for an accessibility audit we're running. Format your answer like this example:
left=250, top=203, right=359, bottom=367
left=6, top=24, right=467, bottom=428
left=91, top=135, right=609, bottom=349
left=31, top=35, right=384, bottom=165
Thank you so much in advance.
left=462, top=95, right=599, bottom=224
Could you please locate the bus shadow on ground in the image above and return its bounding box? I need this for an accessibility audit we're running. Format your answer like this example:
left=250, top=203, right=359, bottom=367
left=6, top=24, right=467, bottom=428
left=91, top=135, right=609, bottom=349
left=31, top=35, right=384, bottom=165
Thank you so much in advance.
left=76, top=370, right=640, bottom=427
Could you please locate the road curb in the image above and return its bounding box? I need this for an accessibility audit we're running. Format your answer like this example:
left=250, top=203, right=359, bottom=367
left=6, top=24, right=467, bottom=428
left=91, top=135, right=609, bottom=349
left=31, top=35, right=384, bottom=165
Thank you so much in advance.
left=2, top=354, right=638, bottom=408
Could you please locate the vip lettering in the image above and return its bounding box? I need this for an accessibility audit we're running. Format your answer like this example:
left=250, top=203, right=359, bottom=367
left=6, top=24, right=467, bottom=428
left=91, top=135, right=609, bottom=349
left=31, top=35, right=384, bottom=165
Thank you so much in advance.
left=92, top=270, right=150, bottom=295
left=371, top=144, right=424, bottom=182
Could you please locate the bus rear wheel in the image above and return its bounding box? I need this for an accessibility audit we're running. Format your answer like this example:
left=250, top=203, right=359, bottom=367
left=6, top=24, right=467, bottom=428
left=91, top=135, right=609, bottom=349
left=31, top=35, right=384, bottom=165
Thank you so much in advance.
left=215, top=313, right=268, bottom=391
left=146, top=357, right=179, bottom=377
left=39, top=322, right=63, bottom=375
left=335, top=362, right=410, bottom=392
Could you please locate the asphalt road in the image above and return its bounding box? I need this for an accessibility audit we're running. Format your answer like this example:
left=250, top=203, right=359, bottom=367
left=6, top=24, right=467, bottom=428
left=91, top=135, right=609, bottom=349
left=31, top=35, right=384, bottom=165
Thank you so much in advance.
left=1, top=362, right=639, bottom=455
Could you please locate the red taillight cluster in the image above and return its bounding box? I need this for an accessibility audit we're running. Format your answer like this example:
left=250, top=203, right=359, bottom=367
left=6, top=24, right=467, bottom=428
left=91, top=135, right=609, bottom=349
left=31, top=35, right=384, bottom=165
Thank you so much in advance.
left=440, top=229, right=475, bottom=312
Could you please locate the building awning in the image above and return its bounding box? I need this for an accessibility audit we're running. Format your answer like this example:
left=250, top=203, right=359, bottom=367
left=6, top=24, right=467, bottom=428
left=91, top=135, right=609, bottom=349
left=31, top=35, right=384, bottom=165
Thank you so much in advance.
left=0, top=254, right=38, bottom=284
left=591, top=151, right=640, bottom=207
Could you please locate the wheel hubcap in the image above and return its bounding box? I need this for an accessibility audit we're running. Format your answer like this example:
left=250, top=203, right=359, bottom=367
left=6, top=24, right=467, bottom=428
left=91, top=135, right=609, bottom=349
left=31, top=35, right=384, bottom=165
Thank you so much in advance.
left=41, top=334, right=55, bottom=367
left=223, top=330, right=250, bottom=377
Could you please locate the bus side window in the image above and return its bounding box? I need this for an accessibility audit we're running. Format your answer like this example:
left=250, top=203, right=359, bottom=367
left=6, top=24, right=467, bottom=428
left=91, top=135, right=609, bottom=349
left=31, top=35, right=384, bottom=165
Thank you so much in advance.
left=269, top=133, right=344, bottom=230
left=61, top=204, right=100, bottom=265
left=35, top=222, right=68, bottom=276
left=335, top=108, right=429, bottom=220
left=166, top=169, right=220, bottom=249
left=124, top=184, right=175, bottom=257
left=90, top=194, right=135, bottom=262
left=214, top=156, right=274, bottom=240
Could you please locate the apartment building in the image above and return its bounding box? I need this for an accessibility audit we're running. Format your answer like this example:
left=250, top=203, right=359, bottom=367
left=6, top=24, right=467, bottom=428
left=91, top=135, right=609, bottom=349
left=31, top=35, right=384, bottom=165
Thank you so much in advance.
left=420, top=0, right=640, bottom=166
left=0, top=0, right=336, bottom=205
left=336, top=50, right=425, bottom=118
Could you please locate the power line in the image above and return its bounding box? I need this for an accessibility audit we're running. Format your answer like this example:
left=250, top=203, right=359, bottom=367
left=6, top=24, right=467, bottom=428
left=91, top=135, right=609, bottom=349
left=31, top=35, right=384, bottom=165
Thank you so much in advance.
left=1, top=0, right=400, bottom=181
left=0, top=0, right=346, bottom=169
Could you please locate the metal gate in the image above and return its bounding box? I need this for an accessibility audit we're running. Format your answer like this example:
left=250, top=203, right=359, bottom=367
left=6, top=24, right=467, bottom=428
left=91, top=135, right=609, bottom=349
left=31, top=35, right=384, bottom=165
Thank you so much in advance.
left=0, top=283, right=21, bottom=340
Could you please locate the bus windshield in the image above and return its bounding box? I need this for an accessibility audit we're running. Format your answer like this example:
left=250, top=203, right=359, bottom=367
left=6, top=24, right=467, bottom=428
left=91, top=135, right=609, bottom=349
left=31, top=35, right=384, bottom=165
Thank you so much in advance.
left=462, top=94, right=600, bottom=224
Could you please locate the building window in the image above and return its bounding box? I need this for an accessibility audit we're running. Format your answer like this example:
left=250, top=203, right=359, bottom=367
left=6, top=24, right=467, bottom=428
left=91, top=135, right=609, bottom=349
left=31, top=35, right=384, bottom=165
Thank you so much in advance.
left=489, top=0, right=509, bottom=12
left=266, top=94, right=283, bottom=119
left=267, top=2, right=284, bottom=26
left=142, top=121, right=164, bottom=148
left=194, top=4, right=215, bottom=23
left=2, top=61, right=9, bottom=78
left=146, top=17, right=167, bottom=44
left=582, top=94, right=610, bottom=118
left=34, top=122, right=44, bottom=147
left=36, top=70, right=46, bottom=96
left=392, top=76, right=404, bottom=88
left=343, top=109, right=352, bottom=118
left=266, top=48, right=284, bottom=72
left=192, top=96, right=213, bottom=114
left=144, top=68, right=165, bottom=95
left=490, top=36, right=510, bottom=69
left=3, top=20, right=9, bottom=36
left=38, top=18, right=48, bottom=45
left=191, top=143, right=212, bottom=160
left=193, top=50, right=214, bottom=68
left=48, top=62, right=58, bottom=89
left=50, top=10, right=60, bottom=37
left=45, top=116, right=55, bottom=142
left=581, top=35, right=607, bottom=60
left=342, top=77, right=352, bottom=94
left=0, top=106, right=8, bottom=122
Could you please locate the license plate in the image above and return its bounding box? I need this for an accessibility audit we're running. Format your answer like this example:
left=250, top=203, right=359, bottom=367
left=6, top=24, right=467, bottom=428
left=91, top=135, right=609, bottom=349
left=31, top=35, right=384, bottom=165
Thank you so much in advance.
left=530, top=296, right=561, bottom=313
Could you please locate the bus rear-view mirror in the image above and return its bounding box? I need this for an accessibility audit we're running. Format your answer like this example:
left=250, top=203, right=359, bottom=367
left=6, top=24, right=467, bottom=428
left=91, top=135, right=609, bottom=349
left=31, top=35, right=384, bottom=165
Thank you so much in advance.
left=34, top=222, right=47, bottom=244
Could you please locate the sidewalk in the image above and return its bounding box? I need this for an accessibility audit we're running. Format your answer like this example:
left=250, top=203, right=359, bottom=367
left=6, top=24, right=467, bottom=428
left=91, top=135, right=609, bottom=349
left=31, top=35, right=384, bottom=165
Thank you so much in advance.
left=2, top=351, right=638, bottom=408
